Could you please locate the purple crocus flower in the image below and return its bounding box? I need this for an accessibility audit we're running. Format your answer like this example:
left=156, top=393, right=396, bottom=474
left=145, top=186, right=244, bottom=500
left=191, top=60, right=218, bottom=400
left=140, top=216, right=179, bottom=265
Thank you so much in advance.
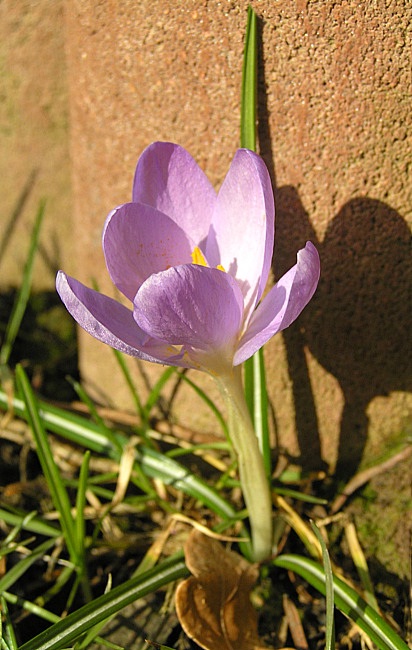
left=56, top=142, right=320, bottom=377
left=57, top=141, right=320, bottom=561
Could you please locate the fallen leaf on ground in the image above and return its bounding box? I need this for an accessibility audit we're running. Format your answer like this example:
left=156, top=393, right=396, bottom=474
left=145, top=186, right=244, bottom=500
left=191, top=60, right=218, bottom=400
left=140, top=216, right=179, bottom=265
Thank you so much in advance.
left=175, top=529, right=271, bottom=650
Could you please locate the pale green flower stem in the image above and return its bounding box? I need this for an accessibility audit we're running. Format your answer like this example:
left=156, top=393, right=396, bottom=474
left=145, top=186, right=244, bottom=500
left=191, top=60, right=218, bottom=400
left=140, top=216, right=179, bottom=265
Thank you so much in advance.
left=216, top=365, right=273, bottom=561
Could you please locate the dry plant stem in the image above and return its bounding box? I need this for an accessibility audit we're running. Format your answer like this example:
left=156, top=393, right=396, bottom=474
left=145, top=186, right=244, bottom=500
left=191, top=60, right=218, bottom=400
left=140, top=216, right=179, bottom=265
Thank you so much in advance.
left=283, top=594, right=309, bottom=650
left=331, top=445, right=412, bottom=514
left=216, top=365, right=272, bottom=562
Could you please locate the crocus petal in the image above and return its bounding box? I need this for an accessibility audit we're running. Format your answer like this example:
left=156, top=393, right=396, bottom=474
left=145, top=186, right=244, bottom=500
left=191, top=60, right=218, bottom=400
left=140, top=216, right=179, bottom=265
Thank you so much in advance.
left=103, top=202, right=194, bottom=301
left=56, top=272, right=189, bottom=368
left=132, top=142, right=217, bottom=246
left=234, top=242, right=320, bottom=365
left=206, top=149, right=275, bottom=321
left=133, top=265, right=244, bottom=363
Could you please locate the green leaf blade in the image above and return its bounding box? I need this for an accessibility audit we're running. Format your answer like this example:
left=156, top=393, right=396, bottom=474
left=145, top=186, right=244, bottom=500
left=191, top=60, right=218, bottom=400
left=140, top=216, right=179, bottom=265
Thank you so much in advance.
left=18, top=554, right=189, bottom=650
left=273, top=554, right=409, bottom=650
left=15, top=365, right=79, bottom=564
left=240, top=5, right=257, bottom=151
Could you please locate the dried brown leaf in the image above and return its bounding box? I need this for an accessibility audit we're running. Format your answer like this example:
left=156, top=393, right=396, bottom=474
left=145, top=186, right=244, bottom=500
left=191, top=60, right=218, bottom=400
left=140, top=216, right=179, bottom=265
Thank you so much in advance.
left=175, top=529, right=271, bottom=650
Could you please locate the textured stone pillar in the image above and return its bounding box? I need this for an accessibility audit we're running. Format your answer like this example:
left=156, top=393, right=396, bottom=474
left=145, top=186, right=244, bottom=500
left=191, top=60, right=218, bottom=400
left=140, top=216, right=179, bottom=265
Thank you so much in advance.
left=65, top=1, right=411, bottom=473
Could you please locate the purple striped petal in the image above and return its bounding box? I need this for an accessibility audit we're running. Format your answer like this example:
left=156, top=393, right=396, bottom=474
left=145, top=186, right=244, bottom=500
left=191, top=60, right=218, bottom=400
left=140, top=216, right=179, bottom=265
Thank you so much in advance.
left=103, top=202, right=194, bottom=301
left=132, top=142, right=217, bottom=246
left=234, top=242, right=320, bottom=365
left=56, top=272, right=189, bottom=368
left=206, top=149, right=274, bottom=321
left=57, top=143, right=320, bottom=378
left=133, top=265, right=244, bottom=366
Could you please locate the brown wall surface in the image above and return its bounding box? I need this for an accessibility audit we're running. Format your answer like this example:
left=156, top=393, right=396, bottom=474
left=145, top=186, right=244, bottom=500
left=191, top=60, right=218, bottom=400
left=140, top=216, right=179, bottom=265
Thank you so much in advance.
left=65, top=0, right=411, bottom=474
left=0, top=0, right=71, bottom=291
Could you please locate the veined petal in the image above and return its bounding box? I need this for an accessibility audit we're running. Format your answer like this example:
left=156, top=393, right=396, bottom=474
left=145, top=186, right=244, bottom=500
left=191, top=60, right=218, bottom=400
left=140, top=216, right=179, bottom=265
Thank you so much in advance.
left=206, top=149, right=275, bottom=321
left=234, top=242, right=320, bottom=365
left=133, top=265, right=244, bottom=362
left=132, top=142, right=217, bottom=246
left=56, top=272, right=189, bottom=368
left=103, top=202, right=193, bottom=301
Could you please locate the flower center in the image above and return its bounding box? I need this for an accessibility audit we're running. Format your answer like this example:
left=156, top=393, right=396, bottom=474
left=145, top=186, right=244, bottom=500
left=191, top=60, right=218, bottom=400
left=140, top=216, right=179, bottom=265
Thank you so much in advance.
left=191, top=246, right=225, bottom=272
left=191, top=246, right=208, bottom=266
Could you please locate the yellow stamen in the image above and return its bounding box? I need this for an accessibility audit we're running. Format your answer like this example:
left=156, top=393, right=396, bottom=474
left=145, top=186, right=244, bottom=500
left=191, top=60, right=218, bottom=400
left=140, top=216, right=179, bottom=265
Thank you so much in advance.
left=191, top=246, right=208, bottom=267
left=191, top=246, right=226, bottom=272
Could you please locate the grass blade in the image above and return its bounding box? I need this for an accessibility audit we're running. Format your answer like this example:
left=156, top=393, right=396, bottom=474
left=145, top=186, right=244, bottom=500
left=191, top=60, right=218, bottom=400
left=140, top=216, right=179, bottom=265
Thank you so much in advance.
left=240, top=6, right=272, bottom=479
left=0, top=508, right=60, bottom=538
left=180, top=373, right=229, bottom=438
left=345, top=520, right=380, bottom=612
left=2, top=592, right=60, bottom=626
left=138, top=445, right=241, bottom=520
left=74, top=451, right=90, bottom=558
left=273, top=487, right=328, bottom=505
left=0, top=388, right=122, bottom=455
left=2, top=512, right=47, bottom=547
left=273, top=554, right=409, bottom=650
left=112, top=348, right=144, bottom=421
left=15, top=365, right=78, bottom=563
left=244, top=349, right=271, bottom=478
left=143, top=366, right=176, bottom=420
left=0, top=538, right=56, bottom=594
left=137, top=446, right=252, bottom=558
left=311, top=522, right=335, bottom=650
left=240, top=5, right=257, bottom=150
left=0, top=200, right=45, bottom=367
left=1, top=596, right=18, bottom=650
left=17, top=554, right=189, bottom=650
left=67, top=377, right=123, bottom=453
left=0, top=386, right=247, bottom=547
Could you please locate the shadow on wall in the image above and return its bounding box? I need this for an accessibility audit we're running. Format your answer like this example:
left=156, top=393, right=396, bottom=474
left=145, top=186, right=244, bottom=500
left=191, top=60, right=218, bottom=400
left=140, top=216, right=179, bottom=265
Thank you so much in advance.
left=273, top=189, right=412, bottom=479
left=256, top=17, right=411, bottom=480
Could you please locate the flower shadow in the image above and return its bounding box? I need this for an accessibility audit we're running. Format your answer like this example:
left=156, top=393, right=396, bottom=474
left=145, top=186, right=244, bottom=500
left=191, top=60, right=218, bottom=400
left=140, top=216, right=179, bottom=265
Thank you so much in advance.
left=272, top=186, right=411, bottom=478
left=255, top=15, right=411, bottom=479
